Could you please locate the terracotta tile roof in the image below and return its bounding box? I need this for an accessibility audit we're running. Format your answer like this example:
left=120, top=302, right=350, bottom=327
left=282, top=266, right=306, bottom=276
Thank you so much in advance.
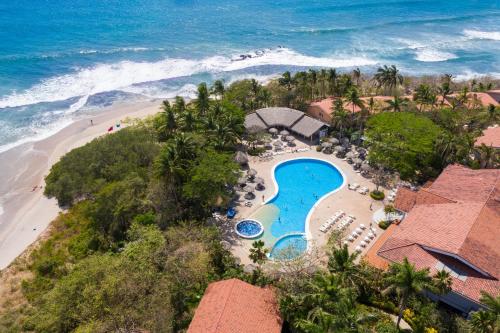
left=393, top=188, right=418, bottom=212
left=187, top=279, right=282, bottom=333
left=363, top=224, right=397, bottom=269
left=475, top=126, right=500, bottom=148
left=372, top=165, right=500, bottom=303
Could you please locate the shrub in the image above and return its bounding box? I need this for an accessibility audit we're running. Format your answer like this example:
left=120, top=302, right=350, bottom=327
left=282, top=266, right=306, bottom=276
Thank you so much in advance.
left=248, top=146, right=266, bottom=156
left=370, top=190, right=385, bottom=200
left=379, top=220, right=391, bottom=230
left=316, top=146, right=322, bottom=152
left=384, top=204, right=395, bottom=214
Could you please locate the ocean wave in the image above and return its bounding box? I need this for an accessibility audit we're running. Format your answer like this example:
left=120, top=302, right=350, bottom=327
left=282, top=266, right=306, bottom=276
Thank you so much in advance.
left=414, top=49, right=458, bottom=62
left=463, top=29, right=500, bottom=41
left=0, top=48, right=377, bottom=109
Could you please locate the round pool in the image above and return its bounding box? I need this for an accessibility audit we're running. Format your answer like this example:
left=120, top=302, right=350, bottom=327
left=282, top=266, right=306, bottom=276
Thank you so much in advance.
left=235, top=219, right=264, bottom=239
left=270, top=234, right=307, bottom=260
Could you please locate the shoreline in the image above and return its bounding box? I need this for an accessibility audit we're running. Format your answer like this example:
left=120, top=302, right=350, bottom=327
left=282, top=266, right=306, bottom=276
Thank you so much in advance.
left=0, top=99, right=163, bottom=270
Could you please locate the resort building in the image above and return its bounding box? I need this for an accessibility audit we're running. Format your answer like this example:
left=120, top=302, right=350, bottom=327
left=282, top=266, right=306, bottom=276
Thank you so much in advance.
left=365, top=164, right=500, bottom=314
left=245, top=107, right=329, bottom=143
left=187, top=278, right=282, bottom=333
left=475, top=125, right=500, bottom=149
left=306, top=96, right=391, bottom=122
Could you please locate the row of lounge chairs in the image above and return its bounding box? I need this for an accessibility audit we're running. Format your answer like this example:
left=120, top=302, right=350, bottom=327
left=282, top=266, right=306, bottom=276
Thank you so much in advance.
left=347, top=183, right=369, bottom=195
left=320, top=211, right=357, bottom=233
left=259, top=147, right=311, bottom=161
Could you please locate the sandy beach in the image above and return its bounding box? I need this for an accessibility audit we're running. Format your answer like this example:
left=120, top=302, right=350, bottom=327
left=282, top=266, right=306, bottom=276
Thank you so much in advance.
left=0, top=99, right=162, bottom=269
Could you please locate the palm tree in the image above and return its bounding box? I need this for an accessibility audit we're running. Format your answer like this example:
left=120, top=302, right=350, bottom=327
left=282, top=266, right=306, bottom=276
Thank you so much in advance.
left=374, top=65, right=403, bottom=93
left=367, top=97, right=375, bottom=113
left=179, top=108, right=196, bottom=131
left=432, top=269, right=453, bottom=295
left=471, top=310, right=495, bottom=333
left=479, top=291, right=500, bottom=328
left=352, top=67, right=361, bottom=86
left=319, top=69, right=327, bottom=98
left=344, top=87, right=364, bottom=117
left=158, top=100, right=177, bottom=138
left=330, top=99, right=350, bottom=138
left=278, top=71, right=295, bottom=91
left=435, top=133, right=459, bottom=167
left=470, top=292, right=500, bottom=333
left=328, top=244, right=365, bottom=290
left=249, top=240, right=269, bottom=265
left=475, top=144, right=499, bottom=169
left=308, top=69, right=318, bottom=100
left=384, top=96, right=408, bottom=112
left=438, top=81, right=452, bottom=106
left=383, top=258, right=432, bottom=329
left=413, top=84, right=436, bottom=112
left=257, top=88, right=272, bottom=107
left=211, top=79, right=225, bottom=100
left=327, top=68, right=338, bottom=96
left=173, top=96, right=186, bottom=114
left=195, top=82, right=210, bottom=115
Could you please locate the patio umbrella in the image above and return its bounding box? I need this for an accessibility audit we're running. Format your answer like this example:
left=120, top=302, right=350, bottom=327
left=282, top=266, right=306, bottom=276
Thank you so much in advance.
left=221, top=240, right=231, bottom=250
left=345, top=152, right=356, bottom=159
left=280, top=130, right=290, bottom=136
left=269, top=128, right=278, bottom=134
left=247, top=169, right=257, bottom=177
left=243, top=185, right=254, bottom=193
left=353, top=158, right=363, bottom=165
left=273, top=140, right=283, bottom=147
left=234, top=151, right=248, bottom=165
left=237, top=177, right=247, bottom=185
left=285, top=135, right=295, bottom=142
left=341, top=137, right=350, bottom=146
left=254, top=177, right=264, bottom=184
left=334, top=145, right=345, bottom=153
left=321, top=142, right=333, bottom=148
left=328, top=137, right=340, bottom=145
left=361, top=164, right=372, bottom=172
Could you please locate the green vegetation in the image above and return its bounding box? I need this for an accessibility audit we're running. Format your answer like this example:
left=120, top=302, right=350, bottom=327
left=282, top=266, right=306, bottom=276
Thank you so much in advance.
left=2, top=66, right=499, bottom=332
left=370, top=190, right=385, bottom=201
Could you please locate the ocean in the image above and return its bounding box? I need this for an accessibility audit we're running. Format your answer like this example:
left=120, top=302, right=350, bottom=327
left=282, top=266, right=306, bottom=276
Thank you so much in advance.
left=0, top=0, right=499, bottom=152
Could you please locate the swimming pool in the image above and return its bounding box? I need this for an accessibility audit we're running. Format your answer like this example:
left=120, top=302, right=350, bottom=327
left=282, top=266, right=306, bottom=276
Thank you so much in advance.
left=266, top=158, right=345, bottom=258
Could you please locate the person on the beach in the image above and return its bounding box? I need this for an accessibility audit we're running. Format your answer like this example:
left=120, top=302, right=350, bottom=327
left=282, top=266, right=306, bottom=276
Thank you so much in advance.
left=90, top=119, right=93, bottom=126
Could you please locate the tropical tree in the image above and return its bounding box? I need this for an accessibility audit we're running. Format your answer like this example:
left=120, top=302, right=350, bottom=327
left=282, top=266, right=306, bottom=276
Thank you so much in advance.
left=431, top=269, right=453, bottom=295
left=352, top=67, right=362, bottom=86
left=383, top=258, right=432, bottom=329
left=211, top=79, right=225, bottom=100
left=344, top=86, right=364, bottom=117
left=327, top=244, right=365, bottom=290
left=475, top=144, right=499, bottom=169
left=330, top=99, right=350, bottom=138
left=249, top=240, right=269, bottom=265
left=327, top=68, right=338, bottom=96
left=470, top=291, right=500, bottom=333
left=374, top=65, right=403, bottom=93
left=158, top=100, right=177, bottom=138
left=414, top=84, right=437, bottom=112
left=278, top=71, right=295, bottom=91
left=195, top=82, right=210, bottom=115
left=384, top=95, right=409, bottom=112
left=155, top=132, right=197, bottom=181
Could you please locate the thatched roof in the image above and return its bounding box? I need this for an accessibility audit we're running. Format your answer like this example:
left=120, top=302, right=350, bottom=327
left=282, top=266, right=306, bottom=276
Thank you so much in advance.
left=256, top=107, right=303, bottom=127
left=244, top=113, right=266, bottom=130
left=290, top=115, right=328, bottom=138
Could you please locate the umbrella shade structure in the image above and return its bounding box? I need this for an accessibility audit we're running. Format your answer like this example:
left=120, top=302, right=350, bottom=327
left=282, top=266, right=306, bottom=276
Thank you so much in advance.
left=273, top=140, right=283, bottom=147
left=360, top=223, right=366, bottom=229
left=355, top=246, right=362, bottom=252
left=328, top=137, right=340, bottom=145
left=341, top=137, right=350, bottom=146
left=355, top=228, right=363, bottom=235
left=234, top=151, right=249, bottom=165
left=280, top=130, right=290, bottom=136
left=361, top=164, right=372, bottom=172
left=269, top=128, right=278, bottom=134
left=247, top=169, right=257, bottom=177
left=334, top=145, right=346, bottom=152
left=237, top=177, right=247, bottom=185
left=254, top=177, right=265, bottom=184
left=345, top=152, right=356, bottom=159
left=221, top=241, right=231, bottom=250
left=360, top=241, right=367, bottom=247
left=285, top=135, right=295, bottom=142
left=243, top=185, right=255, bottom=193
left=353, top=158, right=363, bottom=165
left=321, top=142, right=333, bottom=148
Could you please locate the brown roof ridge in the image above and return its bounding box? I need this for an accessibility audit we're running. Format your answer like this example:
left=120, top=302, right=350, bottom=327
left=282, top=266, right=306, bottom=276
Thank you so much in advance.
left=289, top=112, right=306, bottom=128
left=378, top=240, right=418, bottom=256
left=255, top=111, right=269, bottom=128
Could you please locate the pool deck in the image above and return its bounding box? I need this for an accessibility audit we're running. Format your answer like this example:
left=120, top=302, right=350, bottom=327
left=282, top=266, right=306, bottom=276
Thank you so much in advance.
left=224, top=145, right=386, bottom=267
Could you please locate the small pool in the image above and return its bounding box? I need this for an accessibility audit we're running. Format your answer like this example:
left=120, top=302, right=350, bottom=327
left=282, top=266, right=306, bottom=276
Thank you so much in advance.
left=235, top=219, right=264, bottom=238
left=270, top=234, right=307, bottom=260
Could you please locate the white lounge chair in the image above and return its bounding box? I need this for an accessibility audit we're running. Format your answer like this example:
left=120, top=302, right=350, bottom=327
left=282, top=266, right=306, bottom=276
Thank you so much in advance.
left=358, top=187, right=369, bottom=195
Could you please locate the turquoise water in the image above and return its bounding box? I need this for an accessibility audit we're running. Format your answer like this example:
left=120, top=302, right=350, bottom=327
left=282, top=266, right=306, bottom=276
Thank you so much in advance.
left=270, top=234, right=308, bottom=260
left=266, top=159, right=344, bottom=258
left=1, top=1, right=499, bottom=151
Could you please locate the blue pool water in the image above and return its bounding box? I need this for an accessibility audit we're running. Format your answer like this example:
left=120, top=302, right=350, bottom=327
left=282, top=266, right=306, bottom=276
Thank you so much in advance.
left=235, top=220, right=263, bottom=238
left=1, top=0, right=500, bottom=152
left=270, top=234, right=308, bottom=260
left=266, top=158, right=344, bottom=258
left=269, top=159, right=344, bottom=237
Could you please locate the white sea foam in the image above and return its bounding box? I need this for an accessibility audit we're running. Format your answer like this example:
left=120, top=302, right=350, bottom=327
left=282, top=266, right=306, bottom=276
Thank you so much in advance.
left=415, top=49, right=458, bottom=62
left=454, top=70, right=500, bottom=82
left=463, top=30, right=500, bottom=41
left=0, top=48, right=377, bottom=109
